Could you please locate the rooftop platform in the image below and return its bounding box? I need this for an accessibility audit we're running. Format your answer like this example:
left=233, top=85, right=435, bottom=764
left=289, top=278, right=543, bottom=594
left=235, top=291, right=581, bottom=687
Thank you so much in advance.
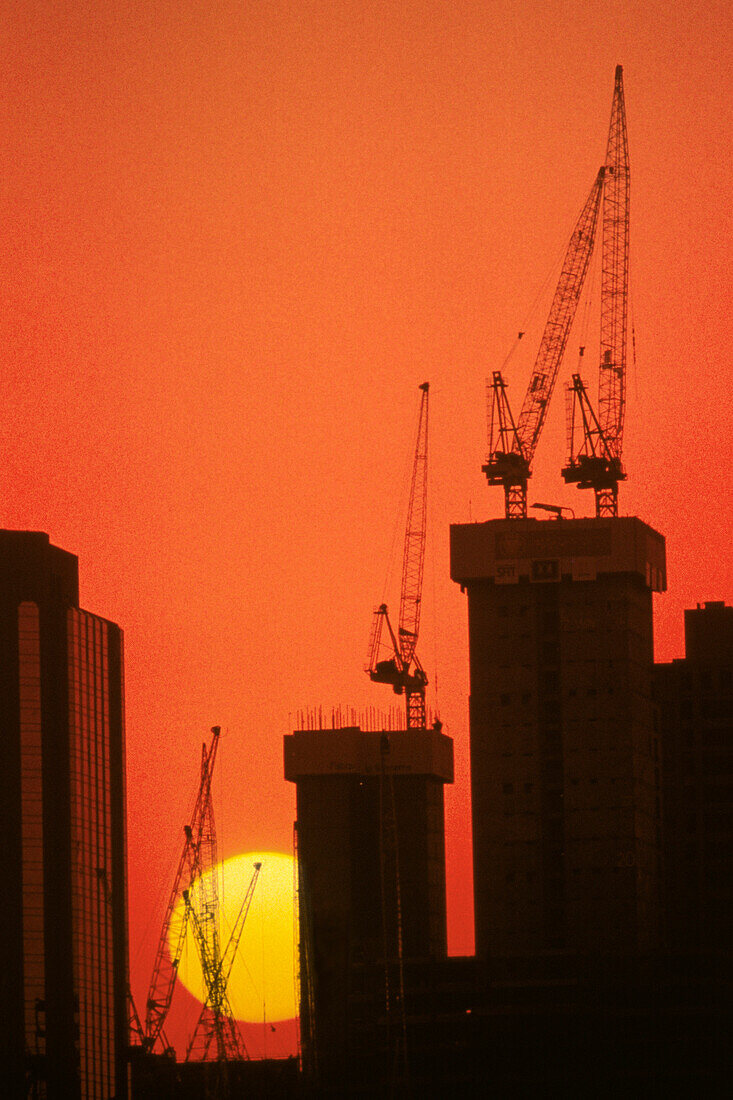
left=284, top=725, right=454, bottom=782
left=450, top=516, right=666, bottom=591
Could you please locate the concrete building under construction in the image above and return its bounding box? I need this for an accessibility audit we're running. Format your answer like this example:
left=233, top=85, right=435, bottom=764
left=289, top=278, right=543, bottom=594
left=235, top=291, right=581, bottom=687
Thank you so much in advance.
left=451, top=515, right=666, bottom=958
left=284, top=723, right=453, bottom=1087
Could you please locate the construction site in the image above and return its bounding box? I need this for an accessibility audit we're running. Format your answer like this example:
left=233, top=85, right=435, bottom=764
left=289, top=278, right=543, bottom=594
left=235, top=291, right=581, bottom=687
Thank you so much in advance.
left=120, top=67, right=731, bottom=1096
left=6, top=60, right=728, bottom=1099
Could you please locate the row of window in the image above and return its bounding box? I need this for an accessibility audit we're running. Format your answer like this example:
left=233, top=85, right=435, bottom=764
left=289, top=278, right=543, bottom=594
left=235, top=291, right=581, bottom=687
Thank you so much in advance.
left=68, top=609, right=116, bottom=1099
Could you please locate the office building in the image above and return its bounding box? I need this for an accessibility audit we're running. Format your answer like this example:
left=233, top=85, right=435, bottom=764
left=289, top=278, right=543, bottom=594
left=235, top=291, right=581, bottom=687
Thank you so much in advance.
left=655, top=600, right=733, bottom=952
left=284, top=723, right=453, bottom=1085
left=450, top=516, right=666, bottom=958
left=0, top=531, right=128, bottom=1099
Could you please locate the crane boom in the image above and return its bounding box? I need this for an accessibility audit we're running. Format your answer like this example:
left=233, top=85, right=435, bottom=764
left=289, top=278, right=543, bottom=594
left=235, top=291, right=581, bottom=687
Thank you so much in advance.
left=516, top=167, right=605, bottom=465
left=367, top=383, right=430, bottom=729
left=483, top=168, right=604, bottom=517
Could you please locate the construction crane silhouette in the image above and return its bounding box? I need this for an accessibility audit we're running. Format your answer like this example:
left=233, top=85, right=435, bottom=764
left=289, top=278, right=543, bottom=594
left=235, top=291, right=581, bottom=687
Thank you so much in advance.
left=143, top=725, right=256, bottom=1074
left=366, top=382, right=430, bottom=729
left=563, top=65, right=630, bottom=516
left=483, top=169, right=604, bottom=518
left=484, top=66, right=631, bottom=519
left=143, top=727, right=223, bottom=1054
left=183, top=861, right=261, bottom=1063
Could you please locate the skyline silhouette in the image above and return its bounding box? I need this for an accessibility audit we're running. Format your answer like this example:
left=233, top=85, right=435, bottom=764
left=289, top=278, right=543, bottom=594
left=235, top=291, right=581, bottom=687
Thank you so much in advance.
left=2, top=0, right=730, bottom=1063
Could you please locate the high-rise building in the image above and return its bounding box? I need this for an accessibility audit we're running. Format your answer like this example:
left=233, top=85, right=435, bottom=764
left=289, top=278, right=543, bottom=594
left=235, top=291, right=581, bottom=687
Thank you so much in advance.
left=0, top=531, right=128, bottom=1099
left=284, top=723, right=453, bottom=1085
left=450, top=516, right=666, bottom=958
left=655, top=600, right=733, bottom=952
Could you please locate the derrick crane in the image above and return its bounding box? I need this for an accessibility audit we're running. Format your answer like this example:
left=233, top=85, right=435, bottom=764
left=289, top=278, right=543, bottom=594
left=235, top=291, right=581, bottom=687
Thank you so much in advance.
left=184, top=861, right=262, bottom=1064
left=483, top=168, right=604, bottom=518
left=143, top=727, right=222, bottom=1054
left=366, top=382, right=429, bottom=729
left=563, top=65, right=630, bottom=516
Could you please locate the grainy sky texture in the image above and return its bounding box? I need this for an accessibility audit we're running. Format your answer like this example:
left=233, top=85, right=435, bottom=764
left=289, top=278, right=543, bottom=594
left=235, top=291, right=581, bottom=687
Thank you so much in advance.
left=2, top=0, right=731, bottom=1058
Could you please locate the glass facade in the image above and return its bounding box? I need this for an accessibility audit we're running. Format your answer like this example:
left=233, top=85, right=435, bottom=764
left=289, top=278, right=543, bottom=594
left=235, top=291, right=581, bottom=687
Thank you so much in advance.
left=2, top=532, right=127, bottom=1099
left=67, top=608, right=116, bottom=1100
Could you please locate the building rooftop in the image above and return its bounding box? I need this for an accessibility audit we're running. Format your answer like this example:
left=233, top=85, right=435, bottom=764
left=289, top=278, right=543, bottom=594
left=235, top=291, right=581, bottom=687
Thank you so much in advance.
left=450, top=515, right=666, bottom=591
left=284, top=725, right=454, bottom=782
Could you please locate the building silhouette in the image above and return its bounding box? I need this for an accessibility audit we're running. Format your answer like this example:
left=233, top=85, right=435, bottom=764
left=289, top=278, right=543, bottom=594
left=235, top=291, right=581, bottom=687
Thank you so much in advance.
left=281, top=521, right=733, bottom=1094
left=0, top=531, right=128, bottom=1099
left=284, top=723, right=453, bottom=1088
left=656, top=600, right=733, bottom=953
left=450, top=516, right=667, bottom=958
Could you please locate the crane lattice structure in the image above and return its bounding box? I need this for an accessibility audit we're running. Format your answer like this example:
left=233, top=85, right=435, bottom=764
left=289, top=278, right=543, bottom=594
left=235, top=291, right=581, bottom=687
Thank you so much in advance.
left=183, top=861, right=261, bottom=1063
left=366, top=382, right=430, bottom=729
left=143, top=727, right=222, bottom=1053
left=143, top=725, right=253, bottom=1068
left=562, top=65, right=630, bottom=516
left=484, top=66, right=631, bottom=519
left=483, top=170, right=604, bottom=518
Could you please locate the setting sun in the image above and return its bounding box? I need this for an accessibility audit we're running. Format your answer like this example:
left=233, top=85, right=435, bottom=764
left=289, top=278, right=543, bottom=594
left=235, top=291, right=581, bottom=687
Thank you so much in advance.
left=173, top=851, right=297, bottom=1025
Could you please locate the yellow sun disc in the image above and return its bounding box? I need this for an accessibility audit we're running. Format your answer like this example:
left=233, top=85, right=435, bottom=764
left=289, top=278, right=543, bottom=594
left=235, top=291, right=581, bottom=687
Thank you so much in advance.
left=172, top=851, right=297, bottom=1023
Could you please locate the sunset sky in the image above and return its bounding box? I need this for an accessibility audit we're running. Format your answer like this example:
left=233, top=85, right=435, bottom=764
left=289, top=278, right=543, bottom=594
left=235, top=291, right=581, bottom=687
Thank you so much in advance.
left=2, top=0, right=731, bottom=1060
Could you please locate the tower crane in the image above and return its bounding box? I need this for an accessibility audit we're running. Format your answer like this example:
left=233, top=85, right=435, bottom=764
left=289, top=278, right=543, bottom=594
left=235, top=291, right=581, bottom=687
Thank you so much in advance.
left=184, top=861, right=262, bottom=1063
left=366, top=382, right=429, bottom=729
left=483, top=167, right=604, bottom=518
left=143, top=726, right=222, bottom=1054
left=562, top=65, right=630, bottom=516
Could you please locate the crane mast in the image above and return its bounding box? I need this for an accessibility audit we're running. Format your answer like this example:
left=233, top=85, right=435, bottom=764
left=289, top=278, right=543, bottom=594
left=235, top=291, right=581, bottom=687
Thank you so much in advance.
left=598, top=64, right=630, bottom=453
left=563, top=65, right=630, bottom=516
left=483, top=168, right=604, bottom=518
left=366, top=382, right=429, bottom=729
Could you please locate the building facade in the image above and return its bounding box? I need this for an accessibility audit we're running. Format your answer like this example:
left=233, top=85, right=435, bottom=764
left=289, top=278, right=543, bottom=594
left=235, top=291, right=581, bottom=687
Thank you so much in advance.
left=284, top=724, right=453, bottom=1088
left=0, top=531, right=128, bottom=1099
left=655, top=600, right=733, bottom=953
left=450, top=516, right=666, bottom=959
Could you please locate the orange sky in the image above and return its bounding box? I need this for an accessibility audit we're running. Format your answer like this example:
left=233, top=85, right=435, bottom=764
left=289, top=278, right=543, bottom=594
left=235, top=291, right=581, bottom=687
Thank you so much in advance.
left=2, top=0, right=731, bottom=1060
